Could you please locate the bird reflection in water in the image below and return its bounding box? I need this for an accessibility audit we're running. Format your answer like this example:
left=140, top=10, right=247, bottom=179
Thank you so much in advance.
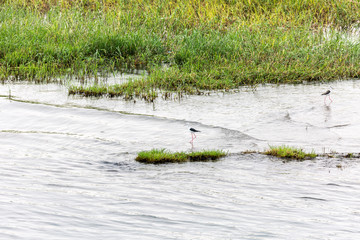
left=324, top=105, right=332, bottom=122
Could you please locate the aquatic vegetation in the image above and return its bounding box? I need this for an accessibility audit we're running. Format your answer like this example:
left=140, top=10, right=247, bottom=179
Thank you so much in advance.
left=136, top=149, right=188, bottom=164
left=188, top=150, right=227, bottom=162
left=325, top=152, right=360, bottom=159
left=6, top=0, right=360, bottom=27
left=264, top=145, right=317, bottom=161
left=135, top=149, right=227, bottom=164
left=1, top=0, right=360, bottom=100
left=68, top=24, right=360, bottom=101
left=68, top=81, right=159, bottom=102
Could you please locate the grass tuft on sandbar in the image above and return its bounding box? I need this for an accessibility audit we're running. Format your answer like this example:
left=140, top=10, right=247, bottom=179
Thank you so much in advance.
left=135, top=149, right=227, bottom=164
left=264, top=145, right=317, bottom=161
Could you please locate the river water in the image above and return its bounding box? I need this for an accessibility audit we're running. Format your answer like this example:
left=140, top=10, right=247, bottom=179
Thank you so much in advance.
left=0, top=78, right=360, bottom=239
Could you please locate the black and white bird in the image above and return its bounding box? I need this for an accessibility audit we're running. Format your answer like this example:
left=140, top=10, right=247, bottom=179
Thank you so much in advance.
left=321, top=86, right=333, bottom=103
left=189, top=128, right=200, bottom=143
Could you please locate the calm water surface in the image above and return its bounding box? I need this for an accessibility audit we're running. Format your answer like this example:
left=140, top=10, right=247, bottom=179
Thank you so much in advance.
left=0, top=78, right=360, bottom=239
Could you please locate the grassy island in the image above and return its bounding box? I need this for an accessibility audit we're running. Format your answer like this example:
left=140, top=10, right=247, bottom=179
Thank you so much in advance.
left=1, top=0, right=360, bottom=100
left=264, top=145, right=317, bottom=161
left=135, top=149, right=227, bottom=164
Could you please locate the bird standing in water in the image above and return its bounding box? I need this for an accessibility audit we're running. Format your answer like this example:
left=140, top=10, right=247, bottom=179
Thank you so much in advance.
left=322, top=86, right=333, bottom=104
left=189, top=128, right=200, bottom=143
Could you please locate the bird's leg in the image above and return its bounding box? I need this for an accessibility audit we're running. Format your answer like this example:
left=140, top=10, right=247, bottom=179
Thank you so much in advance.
left=190, top=133, right=194, bottom=143
left=329, top=95, right=333, bottom=102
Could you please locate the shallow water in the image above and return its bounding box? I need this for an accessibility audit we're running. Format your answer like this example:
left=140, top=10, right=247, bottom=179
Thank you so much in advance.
left=1, top=78, right=360, bottom=239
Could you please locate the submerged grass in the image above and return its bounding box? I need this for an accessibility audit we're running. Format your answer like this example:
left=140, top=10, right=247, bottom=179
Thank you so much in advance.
left=2, top=0, right=360, bottom=99
left=264, top=145, right=317, bottom=161
left=135, top=149, right=227, bottom=164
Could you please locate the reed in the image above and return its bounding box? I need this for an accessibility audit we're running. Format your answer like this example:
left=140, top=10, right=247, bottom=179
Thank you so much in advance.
left=135, top=149, right=227, bottom=164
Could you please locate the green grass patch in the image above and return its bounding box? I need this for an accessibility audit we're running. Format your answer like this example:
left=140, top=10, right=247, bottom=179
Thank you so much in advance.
left=135, top=149, right=227, bottom=164
left=68, top=80, right=159, bottom=101
left=264, top=145, right=317, bottom=161
left=68, top=24, right=360, bottom=101
left=2, top=1, right=360, bottom=100
left=6, top=0, right=360, bottom=28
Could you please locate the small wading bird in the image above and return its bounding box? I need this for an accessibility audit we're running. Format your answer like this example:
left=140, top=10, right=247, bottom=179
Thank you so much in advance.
left=322, top=86, right=333, bottom=104
left=189, top=128, right=200, bottom=143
